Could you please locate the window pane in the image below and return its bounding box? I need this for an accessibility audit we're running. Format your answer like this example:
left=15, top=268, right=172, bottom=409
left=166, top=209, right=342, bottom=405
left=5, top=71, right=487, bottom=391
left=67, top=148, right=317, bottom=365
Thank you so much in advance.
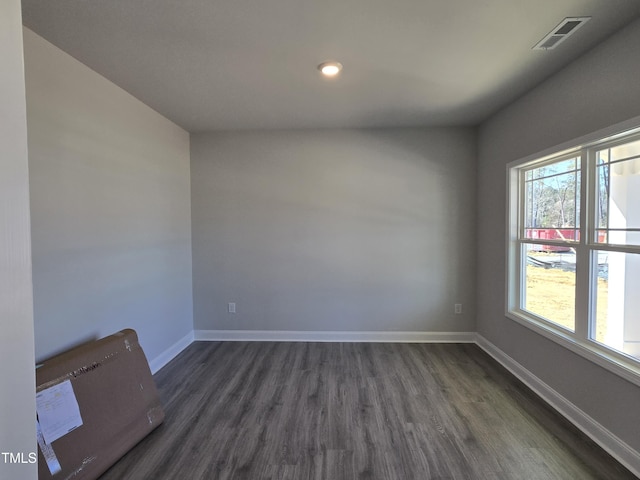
left=596, top=160, right=609, bottom=230
left=524, top=228, right=579, bottom=244
left=595, top=230, right=640, bottom=245
left=595, top=147, right=640, bottom=246
left=529, top=157, right=577, bottom=176
left=610, top=138, right=640, bottom=162
left=593, top=251, right=640, bottom=361
left=523, top=244, right=576, bottom=331
left=523, top=159, right=580, bottom=236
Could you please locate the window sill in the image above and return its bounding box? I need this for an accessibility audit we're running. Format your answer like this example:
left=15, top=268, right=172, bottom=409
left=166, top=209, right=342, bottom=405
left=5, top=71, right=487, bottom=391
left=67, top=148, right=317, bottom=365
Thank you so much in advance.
left=506, top=309, right=640, bottom=388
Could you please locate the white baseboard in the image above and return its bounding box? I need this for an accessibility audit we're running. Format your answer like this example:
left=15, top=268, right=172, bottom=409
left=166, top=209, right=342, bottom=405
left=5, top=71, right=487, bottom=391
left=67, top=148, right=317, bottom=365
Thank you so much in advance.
left=148, top=331, right=194, bottom=374
left=194, top=329, right=476, bottom=343
left=475, top=334, right=640, bottom=478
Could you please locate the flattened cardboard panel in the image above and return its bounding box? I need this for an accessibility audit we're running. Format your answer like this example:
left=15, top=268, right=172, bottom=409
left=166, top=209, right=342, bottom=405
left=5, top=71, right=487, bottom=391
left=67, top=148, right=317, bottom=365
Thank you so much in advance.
left=36, top=329, right=164, bottom=479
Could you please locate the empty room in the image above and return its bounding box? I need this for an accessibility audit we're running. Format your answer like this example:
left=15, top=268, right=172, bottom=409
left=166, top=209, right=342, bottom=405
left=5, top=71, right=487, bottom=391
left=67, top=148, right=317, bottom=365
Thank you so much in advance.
left=2, top=0, right=640, bottom=479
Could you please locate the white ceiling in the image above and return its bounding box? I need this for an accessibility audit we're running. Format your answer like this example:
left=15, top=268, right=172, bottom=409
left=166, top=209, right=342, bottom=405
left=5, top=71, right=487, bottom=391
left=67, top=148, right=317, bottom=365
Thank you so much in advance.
left=21, top=0, right=640, bottom=132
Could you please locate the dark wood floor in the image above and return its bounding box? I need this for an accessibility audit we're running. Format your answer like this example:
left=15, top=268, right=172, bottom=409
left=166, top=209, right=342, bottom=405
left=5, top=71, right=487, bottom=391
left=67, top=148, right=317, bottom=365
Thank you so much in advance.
left=100, top=342, right=636, bottom=479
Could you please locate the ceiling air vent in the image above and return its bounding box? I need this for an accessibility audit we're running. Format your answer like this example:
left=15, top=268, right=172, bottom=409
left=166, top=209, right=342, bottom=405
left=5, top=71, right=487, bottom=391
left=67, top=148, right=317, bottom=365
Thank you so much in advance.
left=533, top=17, right=591, bottom=50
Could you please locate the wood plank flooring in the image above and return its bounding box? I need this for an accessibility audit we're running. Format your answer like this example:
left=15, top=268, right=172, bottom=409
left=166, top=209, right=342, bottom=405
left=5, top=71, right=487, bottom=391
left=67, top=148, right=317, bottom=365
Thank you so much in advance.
left=100, top=342, right=637, bottom=479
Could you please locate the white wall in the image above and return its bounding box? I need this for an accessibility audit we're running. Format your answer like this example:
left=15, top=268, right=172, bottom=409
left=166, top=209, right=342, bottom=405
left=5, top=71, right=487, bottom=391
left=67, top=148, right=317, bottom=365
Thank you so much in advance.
left=478, top=18, right=640, bottom=455
left=191, top=128, right=476, bottom=334
left=0, top=2, right=37, bottom=480
left=23, top=29, right=194, bottom=365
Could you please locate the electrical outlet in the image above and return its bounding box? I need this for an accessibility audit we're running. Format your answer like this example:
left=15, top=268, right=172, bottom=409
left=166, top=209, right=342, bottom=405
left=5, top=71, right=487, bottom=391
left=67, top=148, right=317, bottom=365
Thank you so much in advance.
left=228, top=302, right=236, bottom=314
left=454, top=303, right=462, bottom=314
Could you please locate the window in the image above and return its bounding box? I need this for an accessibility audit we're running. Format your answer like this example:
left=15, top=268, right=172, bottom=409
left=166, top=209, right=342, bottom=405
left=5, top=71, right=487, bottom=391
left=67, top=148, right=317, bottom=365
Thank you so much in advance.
left=507, top=125, right=640, bottom=384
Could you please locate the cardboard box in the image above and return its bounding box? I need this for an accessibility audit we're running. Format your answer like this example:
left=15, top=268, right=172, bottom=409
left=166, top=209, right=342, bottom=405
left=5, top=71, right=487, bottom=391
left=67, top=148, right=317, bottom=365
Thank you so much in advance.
left=36, top=329, right=164, bottom=479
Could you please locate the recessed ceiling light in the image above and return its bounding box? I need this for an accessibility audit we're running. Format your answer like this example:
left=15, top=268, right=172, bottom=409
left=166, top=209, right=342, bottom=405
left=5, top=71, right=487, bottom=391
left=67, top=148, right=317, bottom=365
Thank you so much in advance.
left=318, top=61, right=343, bottom=77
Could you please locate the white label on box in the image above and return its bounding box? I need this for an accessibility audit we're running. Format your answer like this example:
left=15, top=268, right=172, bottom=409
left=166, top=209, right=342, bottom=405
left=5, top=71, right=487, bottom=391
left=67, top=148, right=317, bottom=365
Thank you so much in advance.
left=36, top=420, right=62, bottom=475
left=36, top=379, right=83, bottom=444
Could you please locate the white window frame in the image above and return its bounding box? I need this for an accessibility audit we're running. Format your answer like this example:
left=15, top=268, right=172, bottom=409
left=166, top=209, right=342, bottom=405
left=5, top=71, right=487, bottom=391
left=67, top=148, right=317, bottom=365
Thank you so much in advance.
left=506, top=117, right=640, bottom=387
